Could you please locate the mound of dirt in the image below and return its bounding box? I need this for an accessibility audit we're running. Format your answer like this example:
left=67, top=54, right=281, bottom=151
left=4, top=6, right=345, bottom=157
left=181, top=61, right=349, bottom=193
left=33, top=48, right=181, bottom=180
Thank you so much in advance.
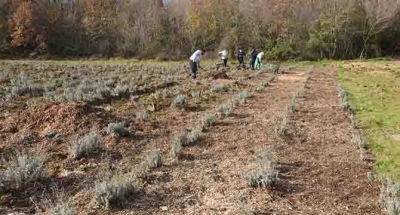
left=0, top=103, right=108, bottom=138
left=209, top=69, right=230, bottom=79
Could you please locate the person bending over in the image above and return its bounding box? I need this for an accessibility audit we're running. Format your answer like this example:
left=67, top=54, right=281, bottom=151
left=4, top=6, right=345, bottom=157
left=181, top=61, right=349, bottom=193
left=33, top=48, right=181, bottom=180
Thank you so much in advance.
left=189, top=49, right=206, bottom=79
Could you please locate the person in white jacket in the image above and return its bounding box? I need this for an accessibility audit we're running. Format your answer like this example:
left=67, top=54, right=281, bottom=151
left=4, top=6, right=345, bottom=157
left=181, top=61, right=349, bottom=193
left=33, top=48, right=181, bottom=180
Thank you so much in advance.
left=255, top=52, right=265, bottom=70
left=189, top=49, right=206, bottom=79
left=219, top=49, right=229, bottom=67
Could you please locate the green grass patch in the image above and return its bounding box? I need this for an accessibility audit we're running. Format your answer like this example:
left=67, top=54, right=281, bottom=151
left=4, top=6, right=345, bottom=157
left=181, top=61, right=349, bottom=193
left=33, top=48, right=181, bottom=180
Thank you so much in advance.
left=338, top=61, right=400, bottom=180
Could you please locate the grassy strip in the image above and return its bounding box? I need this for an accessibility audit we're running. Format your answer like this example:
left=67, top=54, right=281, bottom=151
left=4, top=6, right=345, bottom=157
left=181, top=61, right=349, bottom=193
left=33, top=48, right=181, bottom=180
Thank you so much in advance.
left=338, top=61, right=400, bottom=180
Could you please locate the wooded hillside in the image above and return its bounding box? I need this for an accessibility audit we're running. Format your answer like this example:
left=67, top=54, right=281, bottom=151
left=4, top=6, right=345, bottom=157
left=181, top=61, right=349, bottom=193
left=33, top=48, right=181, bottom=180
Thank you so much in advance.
left=0, top=0, right=400, bottom=60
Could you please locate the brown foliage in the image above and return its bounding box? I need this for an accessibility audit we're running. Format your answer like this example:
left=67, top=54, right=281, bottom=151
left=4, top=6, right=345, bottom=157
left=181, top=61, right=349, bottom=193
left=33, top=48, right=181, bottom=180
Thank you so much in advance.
left=9, top=0, right=48, bottom=53
left=0, top=0, right=400, bottom=59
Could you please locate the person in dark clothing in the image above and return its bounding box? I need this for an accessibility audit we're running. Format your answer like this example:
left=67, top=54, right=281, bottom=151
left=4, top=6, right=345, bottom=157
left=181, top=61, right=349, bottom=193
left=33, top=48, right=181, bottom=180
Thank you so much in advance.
left=250, top=49, right=258, bottom=70
left=237, top=49, right=245, bottom=69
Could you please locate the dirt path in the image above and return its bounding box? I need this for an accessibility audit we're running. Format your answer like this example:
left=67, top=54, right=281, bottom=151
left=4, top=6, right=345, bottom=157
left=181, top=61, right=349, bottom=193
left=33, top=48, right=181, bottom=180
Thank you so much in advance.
left=273, top=67, right=381, bottom=214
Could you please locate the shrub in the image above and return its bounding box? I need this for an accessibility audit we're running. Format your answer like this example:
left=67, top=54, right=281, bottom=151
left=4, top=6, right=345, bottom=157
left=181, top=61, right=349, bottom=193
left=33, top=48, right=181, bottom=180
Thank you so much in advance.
left=171, top=139, right=183, bottom=158
left=162, top=76, right=174, bottom=87
left=248, top=171, right=278, bottom=188
left=229, top=96, right=240, bottom=107
left=219, top=103, right=233, bottom=117
left=171, top=95, right=187, bottom=109
left=238, top=91, right=249, bottom=104
left=106, top=122, right=128, bottom=137
left=248, top=151, right=278, bottom=188
left=3, top=152, right=46, bottom=189
left=210, top=84, right=229, bottom=92
left=287, top=95, right=297, bottom=111
left=188, top=129, right=202, bottom=145
left=112, top=85, right=130, bottom=97
left=351, top=132, right=367, bottom=149
left=202, top=114, right=216, bottom=129
left=146, top=149, right=162, bottom=168
left=136, top=111, right=149, bottom=122
left=268, top=76, right=276, bottom=82
left=388, top=201, right=400, bottom=215
left=257, top=82, right=268, bottom=91
left=174, top=131, right=189, bottom=146
left=349, top=114, right=359, bottom=128
left=68, top=133, right=104, bottom=159
left=337, top=83, right=351, bottom=111
left=380, top=179, right=400, bottom=215
left=191, top=91, right=201, bottom=98
left=11, top=86, right=44, bottom=97
left=277, top=116, right=288, bottom=136
left=11, top=86, right=30, bottom=96
left=94, top=175, right=135, bottom=209
left=266, top=64, right=279, bottom=73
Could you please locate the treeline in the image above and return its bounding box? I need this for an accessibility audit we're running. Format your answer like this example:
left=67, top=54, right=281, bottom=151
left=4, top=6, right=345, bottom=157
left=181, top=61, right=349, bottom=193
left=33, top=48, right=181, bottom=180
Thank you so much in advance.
left=0, top=0, right=400, bottom=60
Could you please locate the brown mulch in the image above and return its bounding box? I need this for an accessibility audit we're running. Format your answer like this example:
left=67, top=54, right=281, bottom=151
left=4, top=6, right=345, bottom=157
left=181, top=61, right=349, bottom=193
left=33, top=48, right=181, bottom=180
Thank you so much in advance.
left=0, top=65, right=382, bottom=215
left=274, top=67, right=381, bottom=214
left=117, top=67, right=381, bottom=214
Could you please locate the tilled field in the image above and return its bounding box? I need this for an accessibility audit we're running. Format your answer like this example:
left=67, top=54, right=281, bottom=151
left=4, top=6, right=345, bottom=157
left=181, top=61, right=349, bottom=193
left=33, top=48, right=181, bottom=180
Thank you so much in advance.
left=0, top=61, right=381, bottom=214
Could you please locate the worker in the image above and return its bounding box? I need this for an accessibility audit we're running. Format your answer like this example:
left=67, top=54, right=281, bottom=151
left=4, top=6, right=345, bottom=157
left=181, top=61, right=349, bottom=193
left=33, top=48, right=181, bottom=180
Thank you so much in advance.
left=219, top=49, right=229, bottom=67
left=255, top=52, right=265, bottom=70
left=250, top=49, right=258, bottom=70
left=189, top=49, right=206, bottom=79
left=237, top=49, right=245, bottom=69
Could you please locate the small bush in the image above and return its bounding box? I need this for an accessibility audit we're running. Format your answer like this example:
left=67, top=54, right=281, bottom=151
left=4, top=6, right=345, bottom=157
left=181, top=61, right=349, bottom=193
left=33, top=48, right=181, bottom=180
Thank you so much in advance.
left=248, top=171, right=278, bottom=188
left=4, top=152, right=45, bottom=189
left=68, top=133, right=104, bottom=159
left=380, top=180, right=400, bottom=215
left=210, top=84, right=229, bottom=92
left=337, top=83, right=352, bottom=111
left=349, top=114, right=359, bottom=128
left=388, top=201, right=400, bottom=215
left=277, top=116, right=288, bottom=136
left=268, top=76, right=276, bottom=82
left=11, top=86, right=44, bottom=97
left=171, top=95, right=187, bottom=109
left=267, top=64, right=279, bottom=73
left=106, top=122, right=128, bottom=137
left=112, top=85, right=130, bottom=97
left=351, top=132, right=367, bottom=149
left=174, top=131, right=190, bottom=146
left=136, top=111, right=149, bottom=122
left=94, top=175, right=135, bottom=209
left=248, top=151, right=278, bottom=188
left=287, top=95, right=297, bottom=111
left=219, top=103, right=233, bottom=117
left=171, top=139, right=183, bottom=158
left=146, top=149, right=162, bottom=168
left=257, top=82, right=268, bottom=91
left=202, top=114, right=216, bottom=129
left=238, top=91, right=249, bottom=104
left=191, top=91, right=201, bottom=98
left=162, top=76, right=174, bottom=87
left=188, top=129, right=202, bottom=145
